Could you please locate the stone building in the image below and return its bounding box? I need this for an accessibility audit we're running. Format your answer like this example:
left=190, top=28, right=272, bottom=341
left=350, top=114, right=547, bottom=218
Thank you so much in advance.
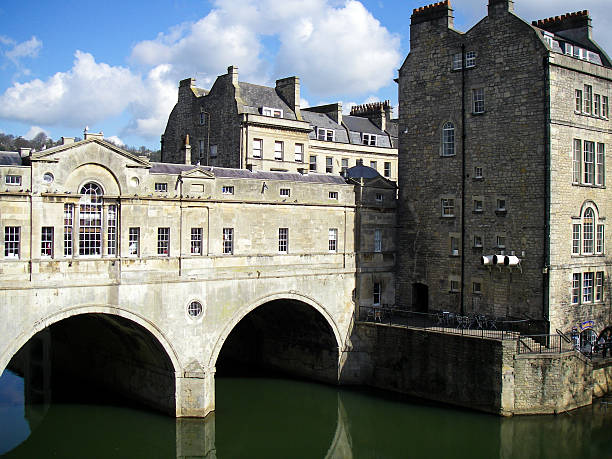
left=397, top=0, right=612, bottom=338
left=160, top=66, right=398, bottom=180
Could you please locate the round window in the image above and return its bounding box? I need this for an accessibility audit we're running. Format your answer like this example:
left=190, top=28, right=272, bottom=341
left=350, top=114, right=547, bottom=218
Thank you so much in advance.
left=43, top=172, right=54, bottom=183
left=187, top=301, right=203, bottom=318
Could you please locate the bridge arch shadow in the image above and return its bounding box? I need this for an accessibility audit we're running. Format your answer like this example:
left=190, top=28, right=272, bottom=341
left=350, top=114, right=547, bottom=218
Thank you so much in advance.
left=3, top=306, right=180, bottom=417
left=211, top=293, right=343, bottom=383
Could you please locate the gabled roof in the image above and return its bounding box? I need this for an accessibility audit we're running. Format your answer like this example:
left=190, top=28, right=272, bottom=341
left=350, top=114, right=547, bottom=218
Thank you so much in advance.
left=238, top=82, right=297, bottom=120
left=0, top=151, right=22, bottom=166
left=30, top=138, right=151, bottom=167
left=301, top=111, right=350, bottom=143
left=343, top=115, right=386, bottom=136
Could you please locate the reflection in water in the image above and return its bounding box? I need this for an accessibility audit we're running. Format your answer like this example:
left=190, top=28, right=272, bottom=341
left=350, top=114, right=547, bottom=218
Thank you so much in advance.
left=1, top=372, right=612, bottom=458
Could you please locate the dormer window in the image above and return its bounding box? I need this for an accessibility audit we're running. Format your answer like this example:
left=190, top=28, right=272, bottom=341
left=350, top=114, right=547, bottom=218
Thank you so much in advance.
left=564, top=43, right=573, bottom=56
left=362, top=133, right=377, bottom=146
left=317, top=128, right=335, bottom=142
left=543, top=32, right=555, bottom=48
left=262, top=107, right=283, bottom=118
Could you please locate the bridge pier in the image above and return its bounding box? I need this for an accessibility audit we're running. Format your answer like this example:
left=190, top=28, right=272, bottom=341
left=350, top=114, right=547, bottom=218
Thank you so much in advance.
left=176, top=367, right=216, bottom=418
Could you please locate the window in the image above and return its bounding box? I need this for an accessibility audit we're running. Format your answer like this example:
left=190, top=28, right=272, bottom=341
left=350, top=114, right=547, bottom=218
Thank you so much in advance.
left=328, top=228, right=338, bottom=252
left=278, top=228, right=288, bottom=253
left=223, top=228, right=233, bottom=254
left=584, top=85, right=593, bottom=114
left=341, top=158, right=349, bottom=175
left=107, top=205, right=117, bottom=256
left=583, top=272, right=594, bottom=303
left=496, top=199, right=506, bottom=212
left=452, top=53, right=462, bottom=70
left=262, top=107, right=283, bottom=117
left=370, top=161, right=377, bottom=170
left=465, top=51, right=476, bottom=68
left=575, top=89, right=583, bottom=112
left=472, top=88, right=485, bottom=114
left=450, top=236, right=459, bottom=256
left=450, top=279, right=460, bottom=293
left=199, top=140, right=205, bottom=159
left=326, top=157, right=333, bottom=173
left=362, top=133, right=377, bottom=146
left=41, top=227, right=53, bottom=258
left=573, top=139, right=582, bottom=184
left=596, top=271, right=604, bottom=302
left=596, top=143, right=605, bottom=186
left=373, top=282, right=381, bottom=306
left=309, top=155, right=317, bottom=172
left=64, top=204, right=73, bottom=257
left=474, top=166, right=483, bottom=179
left=157, top=228, right=170, bottom=256
left=473, top=235, right=483, bottom=248
left=374, top=229, right=382, bottom=253
left=5, top=175, right=21, bottom=186
left=209, top=144, right=217, bottom=158
left=4, top=226, right=20, bottom=258
left=473, top=199, right=483, bottom=213
left=79, top=183, right=102, bottom=256
left=128, top=228, right=139, bottom=256
left=441, top=198, right=455, bottom=217
left=597, top=224, right=605, bottom=254
left=155, top=183, right=167, bottom=193
left=329, top=191, right=338, bottom=200
left=572, top=224, right=581, bottom=255
left=384, top=162, right=391, bottom=178
left=603, top=96, right=609, bottom=119
left=473, top=282, right=482, bottom=294
left=199, top=111, right=205, bottom=125
left=594, top=94, right=601, bottom=117
left=191, top=228, right=202, bottom=255
left=294, top=143, right=303, bottom=162
left=376, top=193, right=384, bottom=203
left=496, top=235, right=506, bottom=249
left=584, top=141, right=595, bottom=184
left=274, top=141, right=284, bottom=161
left=280, top=188, right=290, bottom=197
left=572, top=273, right=581, bottom=304
left=253, top=139, right=262, bottom=158
left=317, top=128, right=335, bottom=141
left=583, top=208, right=594, bottom=254
left=222, top=186, right=234, bottom=195
left=188, top=301, right=203, bottom=318
left=442, top=122, right=455, bottom=156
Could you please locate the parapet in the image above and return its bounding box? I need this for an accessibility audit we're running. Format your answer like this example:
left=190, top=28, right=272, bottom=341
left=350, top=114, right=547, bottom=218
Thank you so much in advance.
left=350, top=101, right=392, bottom=117
left=411, top=1, right=453, bottom=26
left=532, top=10, right=590, bottom=34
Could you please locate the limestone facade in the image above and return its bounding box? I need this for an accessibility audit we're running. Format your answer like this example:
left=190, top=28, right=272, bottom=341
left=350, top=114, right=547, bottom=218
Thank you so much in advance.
left=397, top=0, right=612, bottom=337
left=160, top=67, right=398, bottom=181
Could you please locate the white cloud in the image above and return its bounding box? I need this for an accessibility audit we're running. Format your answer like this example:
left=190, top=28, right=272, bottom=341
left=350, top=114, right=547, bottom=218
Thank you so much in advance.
left=106, top=135, right=124, bottom=146
left=5, top=36, right=42, bottom=63
left=24, top=125, right=49, bottom=140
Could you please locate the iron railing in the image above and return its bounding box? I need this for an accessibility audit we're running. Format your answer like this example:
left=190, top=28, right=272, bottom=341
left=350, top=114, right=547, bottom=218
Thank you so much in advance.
left=516, top=334, right=575, bottom=355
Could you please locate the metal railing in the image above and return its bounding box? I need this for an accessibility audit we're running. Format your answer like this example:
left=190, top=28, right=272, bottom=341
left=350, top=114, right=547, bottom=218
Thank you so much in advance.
left=358, top=306, right=522, bottom=340
left=516, top=334, right=575, bottom=355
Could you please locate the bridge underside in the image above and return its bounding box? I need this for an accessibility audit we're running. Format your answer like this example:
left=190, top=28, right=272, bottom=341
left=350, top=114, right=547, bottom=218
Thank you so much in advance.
left=217, top=299, right=340, bottom=384
left=8, top=314, right=176, bottom=416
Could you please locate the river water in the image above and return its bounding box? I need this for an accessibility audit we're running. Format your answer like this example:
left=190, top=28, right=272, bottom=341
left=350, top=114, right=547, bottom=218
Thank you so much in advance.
left=1, top=370, right=611, bottom=458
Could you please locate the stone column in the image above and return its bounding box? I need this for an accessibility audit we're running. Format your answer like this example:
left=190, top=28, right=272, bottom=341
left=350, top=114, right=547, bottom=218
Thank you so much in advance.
left=176, top=365, right=216, bottom=418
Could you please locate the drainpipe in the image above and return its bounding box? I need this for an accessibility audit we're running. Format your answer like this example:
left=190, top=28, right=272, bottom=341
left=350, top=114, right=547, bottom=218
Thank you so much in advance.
left=460, top=43, right=466, bottom=316
left=543, top=55, right=551, bottom=332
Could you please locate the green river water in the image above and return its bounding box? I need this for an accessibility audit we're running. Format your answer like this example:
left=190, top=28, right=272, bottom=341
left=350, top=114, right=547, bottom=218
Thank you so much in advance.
left=1, top=370, right=611, bottom=458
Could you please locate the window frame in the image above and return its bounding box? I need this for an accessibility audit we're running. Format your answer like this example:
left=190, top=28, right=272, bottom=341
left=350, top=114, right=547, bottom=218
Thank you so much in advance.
left=441, top=198, right=455, bottom=217
left=223, top=227, right=234, bottom=254
left=262, top=107, right=283, bottom=118
left=472, top=88, right=485, bottom=114
left=5, top=175, right=21, bottom=186
left=222, top=186, right=234, bottom=195
left=128, top=227, right=140, bottom=257
left=4, top=226, right=20, bottom=258
left=294, top=143, right=303, bottom=162
left=384, top=162, right=391, bottom=178
left=465, top=51, right=476, bottom=68
left=274, top=141, right=284, bottom=161
left=373, top=282, right=381, bottom=306
left=41, top=226, right=53, bottom=258
left=317, top=128, right=335, bottom=142
left=252, top=138, right=263, bottom=158
left=329, top=191, right=339, bottom=200
left=362, top=133, right=377, bottom=146
left=280, top=188, right=291, bottom=197
left=191, top=228, right=202, bottom=255
left=64, top=203, right=74, bottom=257
left=326, top=156, right=333, bottom=173
left=572, top=273, right=581, bottom=304
left=155, top=182, right=168, bottom=192
left=157, top=227, right=170, bottom=256
left=575, top=89, right=583, bottom=112
left=309, top=155, right=317, bottom=172
left=107, top=204, right=117, bottom=256
left=584, top=85, right=593, bottom=115
left=374, top=229, right=382, bottom=253
left=441, top=122, right=455, bottom=156
left=278, top=227, right=289, bottom=254
left=328, top=228, right=338, bottom=253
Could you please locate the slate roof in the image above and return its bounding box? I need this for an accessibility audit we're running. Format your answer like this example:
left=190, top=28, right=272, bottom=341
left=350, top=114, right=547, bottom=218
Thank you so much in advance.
left=238, top=82, right=297, bottom=120
left=301, top=111, right=349, bottom=143
left=346, top=164, right=381, bottom=179
left=343, top=115, right=386, bottom=136
left=0, top=151, right=22, bottom=166
left=149, top=163, right=347, bottom=184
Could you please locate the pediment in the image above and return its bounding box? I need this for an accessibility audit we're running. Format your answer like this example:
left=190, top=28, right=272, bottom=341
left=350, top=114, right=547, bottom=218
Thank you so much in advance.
left=181, top=167, right=215, bottom=179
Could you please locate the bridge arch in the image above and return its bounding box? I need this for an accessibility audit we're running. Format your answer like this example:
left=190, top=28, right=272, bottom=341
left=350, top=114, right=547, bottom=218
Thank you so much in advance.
left=209, top=292, right=344, bottom=371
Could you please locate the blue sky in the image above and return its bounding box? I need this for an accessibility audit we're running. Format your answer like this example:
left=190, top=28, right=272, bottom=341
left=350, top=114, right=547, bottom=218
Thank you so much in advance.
left=0, top=0, right=610, bottom=149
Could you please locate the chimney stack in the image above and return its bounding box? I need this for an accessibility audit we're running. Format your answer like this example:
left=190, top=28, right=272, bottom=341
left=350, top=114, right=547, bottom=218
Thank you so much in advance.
left=275, top=76, right=302, bottom=120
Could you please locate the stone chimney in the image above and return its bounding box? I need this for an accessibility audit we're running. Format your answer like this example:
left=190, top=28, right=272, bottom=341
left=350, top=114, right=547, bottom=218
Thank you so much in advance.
left=183, top=134, right=192, bottom=165
left=532, top=10, right=592, bottom=42
left=410, top=1, right=454, bottom=48
left=227, top=66, right=239, bottom=87
left=303, top=103, right=342, bottom=125
left=61, top=137, right=75, bottom=145
left=350, top=101, right=392, bottom=132
left=19, top=147, right=31, bottom=158
left=179, top=78, right=196, bottom=103
left=84, top=131, right=104, bottom=140
left=488, top=0, right=514, bottom=18
left=275, top=77, right=302, bottom=120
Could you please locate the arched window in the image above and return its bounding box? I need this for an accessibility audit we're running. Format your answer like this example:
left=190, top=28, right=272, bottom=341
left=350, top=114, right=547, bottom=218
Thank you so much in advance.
left=441, top=122, right=455, bottom=156
left=572, top=204, right=604, bottom=256
left=79, top=183, right=103, bottom=256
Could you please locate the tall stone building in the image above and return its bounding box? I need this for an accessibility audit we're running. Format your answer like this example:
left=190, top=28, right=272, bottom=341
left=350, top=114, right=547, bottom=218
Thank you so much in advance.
left=161, top=66, right=398, bottom=180
left=397, top=0, right=612, bottom=337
